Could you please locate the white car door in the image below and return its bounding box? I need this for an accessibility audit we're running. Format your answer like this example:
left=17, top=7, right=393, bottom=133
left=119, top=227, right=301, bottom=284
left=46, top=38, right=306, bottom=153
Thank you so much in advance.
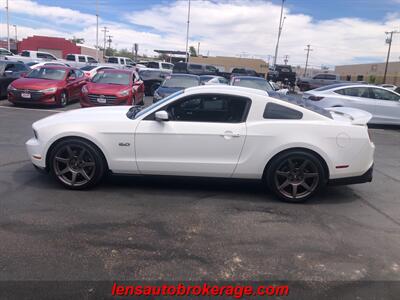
left=333, top=87, right=376, bottom=115
left=135, top=93, right=249, bottom=177
left=369, top=87, right=400, bottom=124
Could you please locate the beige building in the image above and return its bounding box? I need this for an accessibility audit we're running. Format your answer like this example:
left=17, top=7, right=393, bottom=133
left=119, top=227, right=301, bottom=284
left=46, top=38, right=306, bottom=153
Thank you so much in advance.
left=335, top=62, right=400, bottom=85
left=190, top=55, right=269, bottom=76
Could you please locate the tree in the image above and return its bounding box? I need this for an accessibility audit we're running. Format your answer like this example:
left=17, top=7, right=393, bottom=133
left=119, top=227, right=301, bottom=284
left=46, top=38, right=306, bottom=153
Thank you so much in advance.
left=189, top=46, right=197, bottom=57
left=70, top=37, right=85, bottom=44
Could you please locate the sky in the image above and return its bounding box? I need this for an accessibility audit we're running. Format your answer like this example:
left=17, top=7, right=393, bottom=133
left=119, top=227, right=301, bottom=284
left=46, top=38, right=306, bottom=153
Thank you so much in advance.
left=0, top=0, right=399, bottom=68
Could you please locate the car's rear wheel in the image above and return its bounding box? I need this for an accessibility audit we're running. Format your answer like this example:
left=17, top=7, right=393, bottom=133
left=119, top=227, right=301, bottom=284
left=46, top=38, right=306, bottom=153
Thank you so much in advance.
left=266, top=151, right=325, bottom=202
left=49, top=138, right=106, bottom=189
left=59, top=92, right=68, bottom=108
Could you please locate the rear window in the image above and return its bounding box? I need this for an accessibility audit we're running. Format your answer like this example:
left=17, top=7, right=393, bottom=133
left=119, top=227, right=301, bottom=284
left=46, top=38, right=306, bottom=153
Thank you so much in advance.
left=268, top=92, right=333, bottom=119
left=188, top=64, right=202, bottom=70
left=263, top=102, right=303, bottom=120
left=87, top=57, right=97, bottom=63
left=108, top=57, right=118, bottom=64
left=66, top=55, right=75, bottom=61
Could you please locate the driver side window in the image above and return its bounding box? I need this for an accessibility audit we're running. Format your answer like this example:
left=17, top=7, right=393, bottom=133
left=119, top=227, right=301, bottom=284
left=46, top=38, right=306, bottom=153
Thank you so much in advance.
left=165, top=94, right=250, bottom=123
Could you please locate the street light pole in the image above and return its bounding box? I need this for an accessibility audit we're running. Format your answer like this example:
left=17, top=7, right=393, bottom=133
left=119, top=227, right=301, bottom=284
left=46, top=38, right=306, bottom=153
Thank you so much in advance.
left=6, top=0, right=10, bottom=51
left=185, top=0, right=191, bottom=63
left=273, top=0, right=285, bottom=67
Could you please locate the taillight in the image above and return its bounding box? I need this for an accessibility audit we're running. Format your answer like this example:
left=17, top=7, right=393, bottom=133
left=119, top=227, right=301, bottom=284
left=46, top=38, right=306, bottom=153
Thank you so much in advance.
left=308, top=96, right=324, bottom=101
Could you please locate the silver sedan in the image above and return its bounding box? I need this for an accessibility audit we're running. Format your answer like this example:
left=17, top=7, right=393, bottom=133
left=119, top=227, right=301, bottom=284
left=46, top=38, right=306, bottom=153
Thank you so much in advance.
left=303, top=83, right=400, bottom=125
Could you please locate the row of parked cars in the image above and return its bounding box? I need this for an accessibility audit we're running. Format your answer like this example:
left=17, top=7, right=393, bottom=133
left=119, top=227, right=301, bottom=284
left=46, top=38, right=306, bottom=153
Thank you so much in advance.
left=1, top=60, right=145, bottom=107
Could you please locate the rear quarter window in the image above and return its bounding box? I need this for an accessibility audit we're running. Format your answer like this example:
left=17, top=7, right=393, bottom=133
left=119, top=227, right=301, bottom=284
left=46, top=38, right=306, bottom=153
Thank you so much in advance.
left=264, top=102, right=303, bottom=120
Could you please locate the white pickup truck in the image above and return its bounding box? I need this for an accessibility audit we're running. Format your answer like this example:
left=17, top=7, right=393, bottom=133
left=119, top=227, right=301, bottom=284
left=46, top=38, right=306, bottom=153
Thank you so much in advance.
left=1, top=50, right=58, bottom=63
left=64, top=54, right=99, bottom=68
left=138, top=60, right=174, bottom=73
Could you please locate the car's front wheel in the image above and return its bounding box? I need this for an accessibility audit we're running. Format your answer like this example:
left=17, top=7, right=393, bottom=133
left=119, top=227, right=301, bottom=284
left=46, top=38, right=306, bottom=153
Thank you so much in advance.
left=49, top=138, right=106, bottom=189
left=266, top=151, right=326, bottom=202
left=59, top=91, right=68, bottom=108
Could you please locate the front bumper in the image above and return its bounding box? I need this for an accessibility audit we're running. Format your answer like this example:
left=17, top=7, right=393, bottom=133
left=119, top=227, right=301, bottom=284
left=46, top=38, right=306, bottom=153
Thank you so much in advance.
left=81, top=94, right=131, bottom=107
left=26, top=137, right=46, bottom=169
left=8, top=91, right=58, bottom=106
left=328, top=164, right=373, bottom=186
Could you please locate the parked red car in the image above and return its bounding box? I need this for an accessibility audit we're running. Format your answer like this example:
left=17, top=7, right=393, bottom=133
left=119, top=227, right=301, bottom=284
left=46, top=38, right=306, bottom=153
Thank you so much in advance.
left=8, top=66, right=87, bottom=107
left=80, top=69, right=145, bottom=107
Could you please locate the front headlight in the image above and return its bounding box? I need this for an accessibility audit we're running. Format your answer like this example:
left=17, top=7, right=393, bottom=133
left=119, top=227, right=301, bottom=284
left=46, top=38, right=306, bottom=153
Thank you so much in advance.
left=118, top=89, right=130, bottom=97
left=81, top=85, right=88, bottom=94
left=39, top=87, right=57, bottom=93
left=7, top=85, right=17, bottom=91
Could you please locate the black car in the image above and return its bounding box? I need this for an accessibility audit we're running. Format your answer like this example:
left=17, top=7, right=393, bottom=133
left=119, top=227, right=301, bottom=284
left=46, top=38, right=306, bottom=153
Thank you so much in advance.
left=230, top=68, right=259, bottom=78
left=267, top=64, right=296, bottom=87
left=173, top=62, right=219, bottom=76
left=0, top=61, right=30, bottom=98
left=138, top=69, right=170, bottom=96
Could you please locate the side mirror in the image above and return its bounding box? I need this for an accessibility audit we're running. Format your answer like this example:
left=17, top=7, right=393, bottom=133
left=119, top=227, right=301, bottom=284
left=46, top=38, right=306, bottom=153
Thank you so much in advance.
left=20, top=72, right=27, bottom=78
left=155, top=110, right=169, bottom=121
left=67, top=75, right=76, bottom=82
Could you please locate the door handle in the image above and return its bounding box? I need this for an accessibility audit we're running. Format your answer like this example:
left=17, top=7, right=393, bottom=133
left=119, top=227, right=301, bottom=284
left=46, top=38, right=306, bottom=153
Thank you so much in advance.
left=220, top=131, right=240, bottom=139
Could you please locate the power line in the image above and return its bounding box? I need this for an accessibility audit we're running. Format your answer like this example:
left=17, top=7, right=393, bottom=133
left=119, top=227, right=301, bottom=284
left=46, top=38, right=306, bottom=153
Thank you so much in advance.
left=304, top=44, right=313, bottom=76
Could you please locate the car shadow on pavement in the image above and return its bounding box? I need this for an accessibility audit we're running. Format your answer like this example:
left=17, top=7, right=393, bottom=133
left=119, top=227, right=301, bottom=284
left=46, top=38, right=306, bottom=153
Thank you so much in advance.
left=12, top=163, right=360, bottom=205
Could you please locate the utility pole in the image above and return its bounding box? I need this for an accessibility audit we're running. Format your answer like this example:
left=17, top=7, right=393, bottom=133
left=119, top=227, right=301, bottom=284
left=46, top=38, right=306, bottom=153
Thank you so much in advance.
left=96, top=0, right=99, bottom=61
left=304, top=44, right=313, bottom=77
left=197, top=42, right=200, bottom=56
left=13, top=25, right=17, bottom=48
left=283, top=55, right=289, bottom=65
left=6, top=0, right=10, bottom=51
left=107, top=35, right=113, bottom=51
left=273, top=0, right=285, bottom=66
left=101, top=27, right=109, bottom=58
left=383, top=30, right=400, bottom=84
left=185, top=0, right=191, bottom=63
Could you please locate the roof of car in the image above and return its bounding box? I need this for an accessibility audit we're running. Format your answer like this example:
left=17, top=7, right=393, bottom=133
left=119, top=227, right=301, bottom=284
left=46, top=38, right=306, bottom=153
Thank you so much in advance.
left=99, top=69, right=133, bottom=74
left=34, top=65, right=72, bottom=70
left=169, top=73, right=200, bottom=79
left=232, top=76, right=266, bottom=81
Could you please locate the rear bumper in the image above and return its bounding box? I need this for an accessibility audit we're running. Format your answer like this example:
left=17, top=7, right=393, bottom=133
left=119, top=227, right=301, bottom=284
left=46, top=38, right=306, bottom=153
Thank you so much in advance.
left=328, top=164, right=373, bottom=186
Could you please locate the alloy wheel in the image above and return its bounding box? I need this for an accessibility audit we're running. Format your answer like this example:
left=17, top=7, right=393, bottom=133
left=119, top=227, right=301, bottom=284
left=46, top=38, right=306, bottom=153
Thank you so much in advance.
left=60, top=93, right=67, bottom=107
left=53, top=144, right=96, bottom=187
left=274, top=156, right=320, bottom=200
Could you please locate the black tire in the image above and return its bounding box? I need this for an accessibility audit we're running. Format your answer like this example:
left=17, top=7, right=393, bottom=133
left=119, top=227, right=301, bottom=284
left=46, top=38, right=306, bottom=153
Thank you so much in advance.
left=265, top=150, right=326, bottom=203
left=59, top=91, right=68, bottom=108
left=49, top=138, right=106, bottom=190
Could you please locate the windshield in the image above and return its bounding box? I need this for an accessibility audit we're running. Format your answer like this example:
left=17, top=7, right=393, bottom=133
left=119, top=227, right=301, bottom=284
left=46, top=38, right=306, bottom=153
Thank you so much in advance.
left=26, top=67, right=66, bottom=80
left=233, top=78, right=273, bottom=92
left=130, top=90, right=184, bottom=119
left=162, top=76, right=199, bottom=88
left=92, top=72, right=130, bottom=85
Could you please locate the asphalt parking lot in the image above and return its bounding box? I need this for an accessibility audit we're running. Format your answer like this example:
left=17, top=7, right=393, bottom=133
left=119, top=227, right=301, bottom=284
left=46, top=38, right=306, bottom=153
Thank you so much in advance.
left=0, top=97, right=400, bottom=295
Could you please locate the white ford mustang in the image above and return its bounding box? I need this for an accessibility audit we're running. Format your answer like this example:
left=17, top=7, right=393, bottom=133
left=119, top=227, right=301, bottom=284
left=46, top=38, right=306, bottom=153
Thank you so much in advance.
left=26, top=86, right=375, bottom=202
